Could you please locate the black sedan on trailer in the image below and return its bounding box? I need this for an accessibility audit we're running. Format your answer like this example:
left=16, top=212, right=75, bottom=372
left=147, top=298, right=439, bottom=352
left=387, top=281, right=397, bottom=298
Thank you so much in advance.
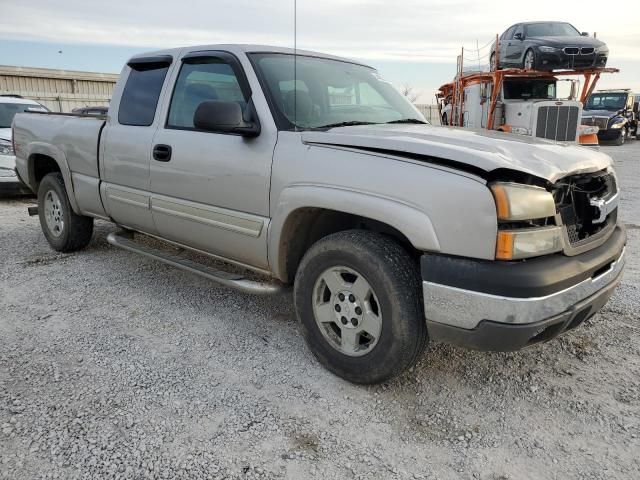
left=490, top=22, right=608, bottom=71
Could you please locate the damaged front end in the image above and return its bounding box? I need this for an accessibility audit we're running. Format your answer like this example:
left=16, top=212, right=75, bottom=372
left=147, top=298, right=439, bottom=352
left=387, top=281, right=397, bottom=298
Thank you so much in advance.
left=552, top=169, right=619, bottom=255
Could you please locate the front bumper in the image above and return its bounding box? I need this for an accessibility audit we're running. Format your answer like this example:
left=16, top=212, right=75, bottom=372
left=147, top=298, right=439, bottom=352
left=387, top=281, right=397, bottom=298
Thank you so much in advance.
left=422, top=224, right=626, bottom=351
left=536, top=50, right=608, bottom=70
left=597, top=129, right=623, bottom=141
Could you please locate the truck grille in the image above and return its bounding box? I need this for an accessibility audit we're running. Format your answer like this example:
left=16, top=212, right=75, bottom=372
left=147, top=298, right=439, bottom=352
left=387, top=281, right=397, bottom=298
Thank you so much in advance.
left=553, top=170, right=617, bottom=248
left=535, top=106, right=579, bottom=142
left=581, top=116, right=609, bottom=130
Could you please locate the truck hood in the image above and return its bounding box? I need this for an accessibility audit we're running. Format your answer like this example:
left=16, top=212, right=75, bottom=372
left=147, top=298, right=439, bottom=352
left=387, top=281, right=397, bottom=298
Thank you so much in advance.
left=582, top=109, right=617, bottom=118
left=0, top=128, right=11, bottom=142
left=301, top=124, right=612, bottom=184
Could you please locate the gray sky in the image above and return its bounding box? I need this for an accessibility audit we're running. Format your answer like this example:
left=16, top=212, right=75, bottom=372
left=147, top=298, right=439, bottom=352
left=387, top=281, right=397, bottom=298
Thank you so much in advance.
left=1, top=0, right=637, bottom=101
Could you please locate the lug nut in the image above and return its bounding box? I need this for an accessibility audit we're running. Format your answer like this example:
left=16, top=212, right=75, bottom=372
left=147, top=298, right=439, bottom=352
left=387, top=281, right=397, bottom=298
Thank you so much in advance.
left=341, top=316, right=348, bottom=325
left=355, top=306, right=362, bottom=315
left=348, top=294, right=355, bottom=303
left=338, top=293, right=345, bottom=301
left=351, top=318, right=359, bottom=326
left=335, top=304, right=341, bottom=312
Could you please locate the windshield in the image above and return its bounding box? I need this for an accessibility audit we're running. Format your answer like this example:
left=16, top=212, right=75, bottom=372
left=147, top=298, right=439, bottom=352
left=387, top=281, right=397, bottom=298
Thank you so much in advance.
left=525, top=22, right=580, bottom=37
left=0, top=102, right=47, bottom=128
left=585, top=93, right=627, bottom=111
left=503, top=79, right=556, bottom=100
left=250, top=53, right=426, bottom=130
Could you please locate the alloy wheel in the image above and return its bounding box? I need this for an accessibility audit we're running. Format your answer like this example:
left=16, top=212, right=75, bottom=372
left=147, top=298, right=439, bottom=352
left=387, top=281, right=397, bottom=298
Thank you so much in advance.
left=312, top=266, right=382, bottom=357
left=44, top=189, right=64, bottom=237
left=524, top=51, right=535, bottom=70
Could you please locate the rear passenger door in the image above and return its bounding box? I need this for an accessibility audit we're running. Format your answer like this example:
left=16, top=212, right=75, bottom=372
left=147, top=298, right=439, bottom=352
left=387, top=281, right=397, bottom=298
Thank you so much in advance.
left=149, top=51, right=276, bottom=270
left=100, top=56, right=174, bottom=234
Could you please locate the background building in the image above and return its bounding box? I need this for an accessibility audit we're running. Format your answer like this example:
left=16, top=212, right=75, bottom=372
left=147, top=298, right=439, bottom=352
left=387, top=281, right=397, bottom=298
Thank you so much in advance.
left=414, top=104, right=441, bottom=125
left=0, top=65, right=117, bottom=112
left=1, top=64, right=443, bottom=123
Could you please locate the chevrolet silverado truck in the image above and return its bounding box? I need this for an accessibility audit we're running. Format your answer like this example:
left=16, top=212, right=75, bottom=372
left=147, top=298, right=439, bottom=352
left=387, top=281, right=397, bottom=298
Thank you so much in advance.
left=12, top=45, right=626, bottom=384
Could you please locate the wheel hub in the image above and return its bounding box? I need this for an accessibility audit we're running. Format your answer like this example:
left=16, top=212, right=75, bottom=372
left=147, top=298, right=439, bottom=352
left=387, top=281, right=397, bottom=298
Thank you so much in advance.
left=333, top=290, right=364, bottom=328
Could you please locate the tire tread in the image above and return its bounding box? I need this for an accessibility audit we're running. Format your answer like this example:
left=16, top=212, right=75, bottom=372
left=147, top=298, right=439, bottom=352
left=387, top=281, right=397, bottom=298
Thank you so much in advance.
left=38, top=173, right=93, bottom=252
left=294, top=230, right=427, bottom=384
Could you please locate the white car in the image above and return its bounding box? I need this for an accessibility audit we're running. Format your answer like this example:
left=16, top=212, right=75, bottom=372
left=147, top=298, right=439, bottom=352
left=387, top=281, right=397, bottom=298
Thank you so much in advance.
left=0, top=95, right=48, bottom=194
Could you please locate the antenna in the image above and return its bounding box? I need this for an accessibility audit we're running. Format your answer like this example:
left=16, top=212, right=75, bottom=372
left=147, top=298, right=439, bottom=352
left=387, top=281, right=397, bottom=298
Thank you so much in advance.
left=294, top=0, right=297, bottom=131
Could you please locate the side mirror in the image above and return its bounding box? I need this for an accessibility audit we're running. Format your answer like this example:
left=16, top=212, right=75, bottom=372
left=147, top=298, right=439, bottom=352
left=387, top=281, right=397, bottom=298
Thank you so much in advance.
left=633, top=101, right=639, bottom=114
left=513, top=33, right=524, bottom=40
left=581, top=32, right=589, bottom=36
left=193, top=100, right=260, bottom=137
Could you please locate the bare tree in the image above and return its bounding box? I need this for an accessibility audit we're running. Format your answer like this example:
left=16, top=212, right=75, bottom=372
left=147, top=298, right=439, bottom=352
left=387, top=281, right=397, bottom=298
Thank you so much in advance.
left=400, top=83, right=420, bottom=103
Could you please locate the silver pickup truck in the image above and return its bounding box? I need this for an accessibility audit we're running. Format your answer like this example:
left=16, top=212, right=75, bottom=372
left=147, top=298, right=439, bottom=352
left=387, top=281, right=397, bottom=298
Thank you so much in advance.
left=13, top=44, right=626, bottom=384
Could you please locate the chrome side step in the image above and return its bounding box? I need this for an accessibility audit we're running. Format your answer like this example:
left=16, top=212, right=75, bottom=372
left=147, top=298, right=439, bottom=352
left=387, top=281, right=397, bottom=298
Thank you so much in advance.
left=106, top=231, right=285, bottom=295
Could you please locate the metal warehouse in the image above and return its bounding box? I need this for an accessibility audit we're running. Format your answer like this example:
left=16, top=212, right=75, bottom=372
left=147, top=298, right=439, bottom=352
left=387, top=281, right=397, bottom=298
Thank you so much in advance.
left=0, top=65, right=117, bottom=112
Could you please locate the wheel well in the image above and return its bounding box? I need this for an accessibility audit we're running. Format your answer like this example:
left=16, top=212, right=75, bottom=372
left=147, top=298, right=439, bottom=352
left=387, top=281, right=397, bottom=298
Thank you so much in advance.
left=278, top=208, right=418, bottom=283
left=29, top=154, right=61, bottom=190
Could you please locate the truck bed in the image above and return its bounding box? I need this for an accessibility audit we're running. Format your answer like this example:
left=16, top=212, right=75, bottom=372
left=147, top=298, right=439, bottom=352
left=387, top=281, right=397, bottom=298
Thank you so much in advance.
left=14, top=111, right=105, bottom=180
left=13, top=111, right=107, bottom=218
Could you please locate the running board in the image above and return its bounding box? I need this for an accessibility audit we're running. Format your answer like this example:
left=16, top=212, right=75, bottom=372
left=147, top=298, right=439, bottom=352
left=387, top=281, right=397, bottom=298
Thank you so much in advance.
left=106, top=231, right=285, bottom=295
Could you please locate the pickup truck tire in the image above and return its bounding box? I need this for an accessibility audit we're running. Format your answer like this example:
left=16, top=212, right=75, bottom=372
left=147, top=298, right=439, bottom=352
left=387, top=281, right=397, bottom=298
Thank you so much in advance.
left=614, top=129, right=626, bottom=146
left=294, top=230, right=427, bottom=384
left=37, top=173, right=93, bottom=252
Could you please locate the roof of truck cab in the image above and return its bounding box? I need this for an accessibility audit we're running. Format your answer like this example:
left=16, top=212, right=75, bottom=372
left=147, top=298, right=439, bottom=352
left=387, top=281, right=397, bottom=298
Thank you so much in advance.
left=127, top=44, right=373, bottom=69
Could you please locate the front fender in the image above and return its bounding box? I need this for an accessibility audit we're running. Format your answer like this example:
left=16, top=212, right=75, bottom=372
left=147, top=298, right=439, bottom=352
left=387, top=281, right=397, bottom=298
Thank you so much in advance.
left=24, top=142, right=80, bottom=214
left=268, top=184, right=441, bottom=280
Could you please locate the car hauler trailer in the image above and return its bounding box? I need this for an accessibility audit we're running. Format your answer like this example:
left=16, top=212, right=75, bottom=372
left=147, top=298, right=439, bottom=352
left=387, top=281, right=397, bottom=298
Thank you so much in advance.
left=436, top=41, right=618, bottom=146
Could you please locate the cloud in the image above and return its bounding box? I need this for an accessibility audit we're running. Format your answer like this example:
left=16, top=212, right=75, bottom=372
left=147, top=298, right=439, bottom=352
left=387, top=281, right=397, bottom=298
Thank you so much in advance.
left=1, top=0, right=638, bottom=101
left=1, top=0, right=638, bottom=63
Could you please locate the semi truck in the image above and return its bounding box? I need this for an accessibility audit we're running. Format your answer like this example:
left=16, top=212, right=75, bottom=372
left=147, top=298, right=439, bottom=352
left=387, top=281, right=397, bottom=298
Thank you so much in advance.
left=582, top=89, right=638, bottom=145
left=437, top=66, right=618, bottom=146
left=12, top=44, right=626, bottom=384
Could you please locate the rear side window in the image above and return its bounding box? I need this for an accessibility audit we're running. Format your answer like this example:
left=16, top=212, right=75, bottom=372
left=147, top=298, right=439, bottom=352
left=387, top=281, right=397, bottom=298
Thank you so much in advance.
left=513, top=25, right=524, bottom=38
left=118, top=63, right=170, bottom=126
left=501, top=26, right=516, bottom=40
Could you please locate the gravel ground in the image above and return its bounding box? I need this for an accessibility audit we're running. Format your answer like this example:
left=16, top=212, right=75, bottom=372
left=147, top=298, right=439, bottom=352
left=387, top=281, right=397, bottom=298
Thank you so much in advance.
left=1, top=143, right=639, bottom=480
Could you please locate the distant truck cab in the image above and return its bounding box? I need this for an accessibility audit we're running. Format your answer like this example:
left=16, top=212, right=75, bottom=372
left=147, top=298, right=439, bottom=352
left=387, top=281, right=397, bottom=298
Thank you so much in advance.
left=582, top=89, right=638, bottom=145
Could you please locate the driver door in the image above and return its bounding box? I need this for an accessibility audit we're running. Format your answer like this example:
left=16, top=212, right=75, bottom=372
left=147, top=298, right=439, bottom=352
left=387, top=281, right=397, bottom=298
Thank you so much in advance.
left=149, top=51, right=276, bottom=270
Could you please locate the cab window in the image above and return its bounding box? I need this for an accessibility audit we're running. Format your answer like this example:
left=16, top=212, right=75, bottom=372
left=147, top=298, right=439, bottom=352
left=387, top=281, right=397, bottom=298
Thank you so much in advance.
left=118, top=63, right=170, bottom=126
left=167, top=58, right=247, bottom=129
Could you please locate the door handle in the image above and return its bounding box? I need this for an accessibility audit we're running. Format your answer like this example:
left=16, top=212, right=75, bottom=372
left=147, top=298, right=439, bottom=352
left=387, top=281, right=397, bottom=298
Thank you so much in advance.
left=153, top=144, right=172, bottom=162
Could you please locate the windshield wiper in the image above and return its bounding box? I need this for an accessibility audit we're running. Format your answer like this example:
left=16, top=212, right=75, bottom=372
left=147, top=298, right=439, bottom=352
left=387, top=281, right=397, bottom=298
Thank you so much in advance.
left=313, top=121, right=379, bottom=129
left=386, top=118, right=428, bottom=124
